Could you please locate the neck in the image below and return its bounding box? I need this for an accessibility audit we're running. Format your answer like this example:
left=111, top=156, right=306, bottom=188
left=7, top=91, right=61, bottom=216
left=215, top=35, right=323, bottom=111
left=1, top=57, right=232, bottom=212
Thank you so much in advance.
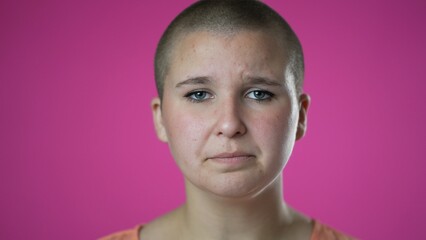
left=179, top=175, right=297, bottom=240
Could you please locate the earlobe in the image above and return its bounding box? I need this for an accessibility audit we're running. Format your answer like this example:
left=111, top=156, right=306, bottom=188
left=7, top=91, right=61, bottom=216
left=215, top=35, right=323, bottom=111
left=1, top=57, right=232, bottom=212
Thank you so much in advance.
left=151, top=97, right=168, bottom=142
left=295, top=93, right=311, bottom=140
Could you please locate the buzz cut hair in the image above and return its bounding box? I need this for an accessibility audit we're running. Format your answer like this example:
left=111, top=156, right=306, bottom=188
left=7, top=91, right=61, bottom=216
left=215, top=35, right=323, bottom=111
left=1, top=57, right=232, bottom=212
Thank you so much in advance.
left=154, top=0, right=304, bottom=99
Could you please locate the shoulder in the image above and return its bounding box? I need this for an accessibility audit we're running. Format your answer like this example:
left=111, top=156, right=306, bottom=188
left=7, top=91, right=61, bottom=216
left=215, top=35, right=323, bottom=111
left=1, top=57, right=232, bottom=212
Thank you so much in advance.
left=311, top=220, right=356, bottom=240
left=98, top=225, right=143, bottom=240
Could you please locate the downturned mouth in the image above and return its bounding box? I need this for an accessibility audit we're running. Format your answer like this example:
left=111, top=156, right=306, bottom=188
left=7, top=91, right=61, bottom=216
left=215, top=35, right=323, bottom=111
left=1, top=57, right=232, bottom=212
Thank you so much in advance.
left=210, top=152, right=254, bottom=158
left=207, top=152, right=255, bottom=166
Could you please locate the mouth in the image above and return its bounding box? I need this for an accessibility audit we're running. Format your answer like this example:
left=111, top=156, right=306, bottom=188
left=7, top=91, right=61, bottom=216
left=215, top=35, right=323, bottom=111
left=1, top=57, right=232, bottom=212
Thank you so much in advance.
left=207, top=152, right=255, bottom=169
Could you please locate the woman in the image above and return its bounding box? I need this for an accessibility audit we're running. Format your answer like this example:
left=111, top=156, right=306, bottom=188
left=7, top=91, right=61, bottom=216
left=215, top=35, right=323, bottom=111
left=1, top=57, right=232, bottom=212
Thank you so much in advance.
left=101, top=1, right=354, bottom=239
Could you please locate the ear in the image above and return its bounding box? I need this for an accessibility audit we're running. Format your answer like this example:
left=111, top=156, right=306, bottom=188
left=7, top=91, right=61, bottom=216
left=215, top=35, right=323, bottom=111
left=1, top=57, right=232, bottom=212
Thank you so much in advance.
left=295, top=93, right=311, bottom=140
left=151, top=97, right=168, bottom=142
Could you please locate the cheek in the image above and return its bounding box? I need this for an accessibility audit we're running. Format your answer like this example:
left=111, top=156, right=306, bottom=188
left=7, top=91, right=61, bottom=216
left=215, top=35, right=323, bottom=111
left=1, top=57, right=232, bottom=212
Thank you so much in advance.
left=163, top=109, right=209, bottom=163
left=253, top=110, right=289, bottom=135
left=251, top=108, right=297, bottom=156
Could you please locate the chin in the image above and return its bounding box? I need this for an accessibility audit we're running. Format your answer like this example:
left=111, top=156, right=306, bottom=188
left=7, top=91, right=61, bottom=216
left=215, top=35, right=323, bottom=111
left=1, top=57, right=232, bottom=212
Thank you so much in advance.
left=195, top=171, right=280, bottom=200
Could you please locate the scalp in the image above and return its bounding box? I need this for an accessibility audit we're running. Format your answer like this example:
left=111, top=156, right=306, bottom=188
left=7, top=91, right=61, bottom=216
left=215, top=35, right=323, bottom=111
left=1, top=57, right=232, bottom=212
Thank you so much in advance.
left=155, top=0, right=304, bottom=98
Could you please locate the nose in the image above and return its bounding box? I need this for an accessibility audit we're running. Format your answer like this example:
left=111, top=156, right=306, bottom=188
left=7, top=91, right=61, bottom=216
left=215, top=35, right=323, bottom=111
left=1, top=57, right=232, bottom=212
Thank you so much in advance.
left=215, top=98, right=247, bottom=138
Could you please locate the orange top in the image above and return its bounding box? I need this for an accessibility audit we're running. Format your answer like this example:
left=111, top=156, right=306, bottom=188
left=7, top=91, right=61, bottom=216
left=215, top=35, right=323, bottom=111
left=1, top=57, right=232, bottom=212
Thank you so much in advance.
left=100, top=220, right=355, bottom=240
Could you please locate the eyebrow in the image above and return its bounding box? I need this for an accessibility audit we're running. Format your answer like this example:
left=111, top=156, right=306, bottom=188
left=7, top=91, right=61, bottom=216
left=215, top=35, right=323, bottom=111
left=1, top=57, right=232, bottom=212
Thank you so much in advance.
left=175, top=76, right=282, bottom=88
left=244, top=76, right=282, bottom=87
left=175, top=76, right=212, bottom=88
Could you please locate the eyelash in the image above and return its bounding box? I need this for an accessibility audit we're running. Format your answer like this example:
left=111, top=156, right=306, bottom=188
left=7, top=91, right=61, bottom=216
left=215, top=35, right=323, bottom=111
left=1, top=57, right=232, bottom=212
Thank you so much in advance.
left=246, top=90, right=274, bottom=102
left=184, top=90, right=274, bottom=103
left=184, top=90, right=213, bottom=103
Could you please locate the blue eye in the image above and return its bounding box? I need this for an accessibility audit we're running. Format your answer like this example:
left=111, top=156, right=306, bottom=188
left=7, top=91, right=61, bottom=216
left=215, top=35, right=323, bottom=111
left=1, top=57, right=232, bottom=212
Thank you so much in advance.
left=185, top=91, right=213, bottom=102
left=246, top=90, right=273, bottom=101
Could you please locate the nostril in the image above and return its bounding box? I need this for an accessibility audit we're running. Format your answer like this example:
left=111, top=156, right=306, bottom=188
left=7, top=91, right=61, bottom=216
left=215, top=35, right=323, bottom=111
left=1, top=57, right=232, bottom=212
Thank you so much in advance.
left=216, top=117, right=247, bottom=138
left=214, top=101, right=247, bottom=138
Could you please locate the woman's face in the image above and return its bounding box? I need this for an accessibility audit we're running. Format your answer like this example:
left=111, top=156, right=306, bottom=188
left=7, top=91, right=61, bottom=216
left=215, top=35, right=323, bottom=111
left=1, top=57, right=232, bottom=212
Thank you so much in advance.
left=152, top=30, right=308, bottom=199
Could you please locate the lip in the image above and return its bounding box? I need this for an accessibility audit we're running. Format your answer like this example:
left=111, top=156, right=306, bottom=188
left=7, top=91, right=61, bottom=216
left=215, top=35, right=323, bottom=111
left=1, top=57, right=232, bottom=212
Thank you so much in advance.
left=207, top=152, right=255, bottom=167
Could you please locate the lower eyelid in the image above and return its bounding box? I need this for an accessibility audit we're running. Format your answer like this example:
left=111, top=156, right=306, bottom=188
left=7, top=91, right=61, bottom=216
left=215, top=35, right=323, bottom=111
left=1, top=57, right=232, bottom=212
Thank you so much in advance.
left=246, top=90, right=273, bottom=99
left=184, top=91, right=214, bottom=102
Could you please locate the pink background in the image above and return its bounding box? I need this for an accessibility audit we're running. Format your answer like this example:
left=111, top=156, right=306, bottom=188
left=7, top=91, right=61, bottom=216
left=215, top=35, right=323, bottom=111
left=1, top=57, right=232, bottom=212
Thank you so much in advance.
left=1, top=0, right=425, bottom=239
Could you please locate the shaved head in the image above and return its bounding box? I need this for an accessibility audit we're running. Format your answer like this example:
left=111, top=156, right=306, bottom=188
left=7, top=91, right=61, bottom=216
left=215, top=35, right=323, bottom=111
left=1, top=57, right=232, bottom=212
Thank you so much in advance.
left=154, top=0, right=304, bottom=99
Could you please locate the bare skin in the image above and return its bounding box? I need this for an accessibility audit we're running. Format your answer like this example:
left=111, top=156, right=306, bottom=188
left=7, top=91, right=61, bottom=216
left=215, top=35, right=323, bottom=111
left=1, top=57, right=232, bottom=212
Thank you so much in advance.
left=139, top=176, right=313, bottom=240
left=145, top=30, right=311, bottom=240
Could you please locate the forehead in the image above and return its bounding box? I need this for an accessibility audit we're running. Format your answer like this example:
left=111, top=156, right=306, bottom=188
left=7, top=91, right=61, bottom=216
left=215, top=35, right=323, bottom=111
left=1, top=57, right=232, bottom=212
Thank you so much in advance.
left=166, top=29, right=289, bottom=84
left=173, top=28, right=287, bottom=57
